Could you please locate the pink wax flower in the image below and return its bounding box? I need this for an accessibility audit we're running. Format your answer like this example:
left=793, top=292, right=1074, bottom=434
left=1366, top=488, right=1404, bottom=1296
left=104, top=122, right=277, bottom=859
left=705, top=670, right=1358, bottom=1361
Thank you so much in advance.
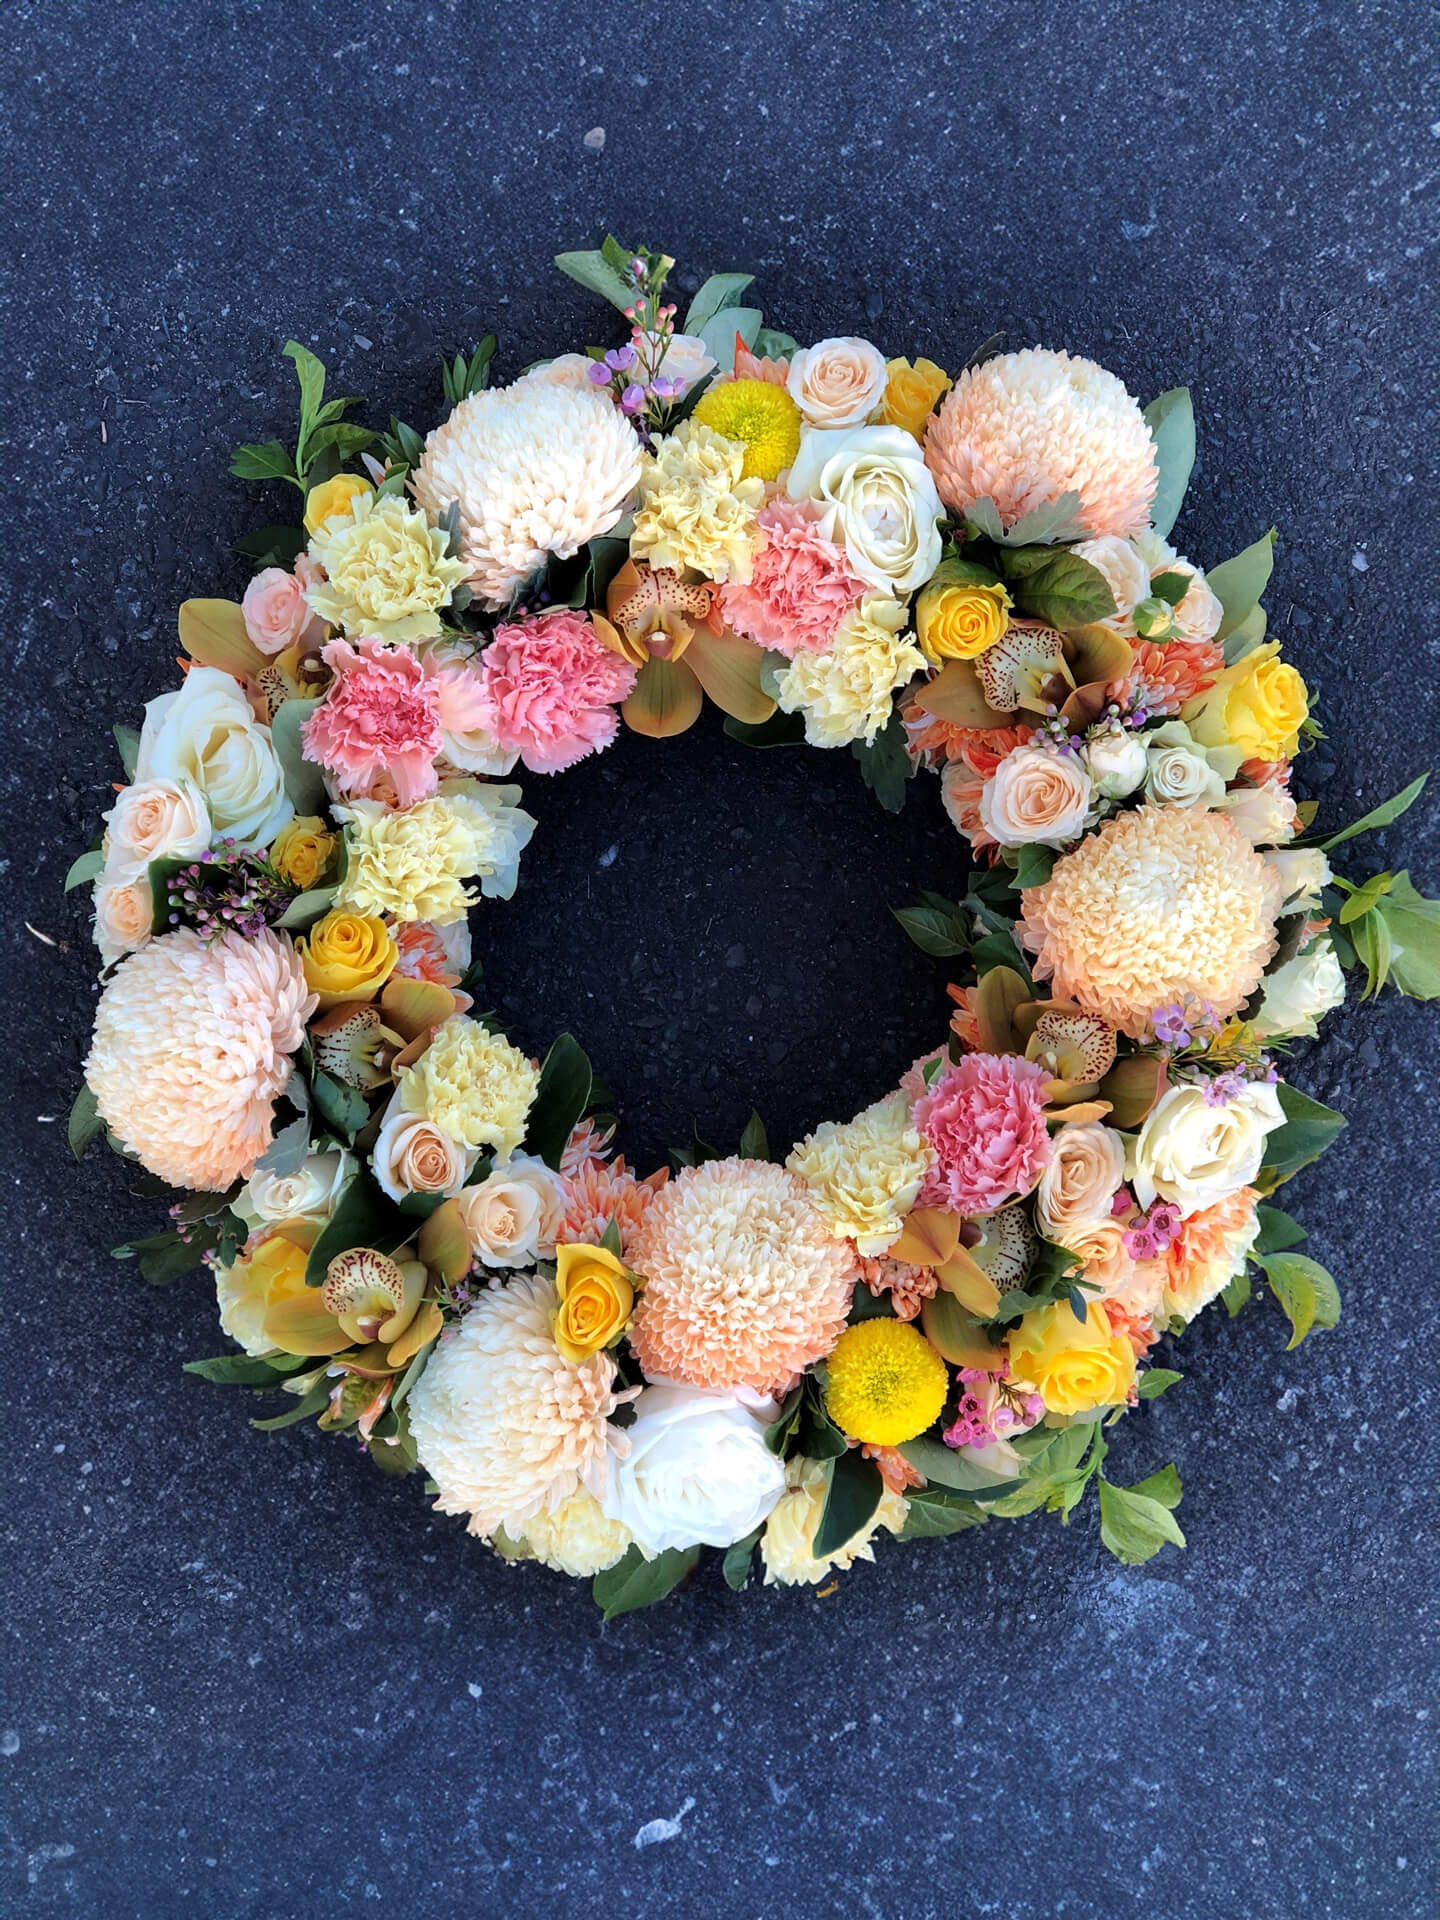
left=302, top=636, right=443, bottom=807
left=719, top=498, right=866, bottom=656
left=478, top=609, right=636, bottom=775
left=912, top=1051, right=1053, bottom=1215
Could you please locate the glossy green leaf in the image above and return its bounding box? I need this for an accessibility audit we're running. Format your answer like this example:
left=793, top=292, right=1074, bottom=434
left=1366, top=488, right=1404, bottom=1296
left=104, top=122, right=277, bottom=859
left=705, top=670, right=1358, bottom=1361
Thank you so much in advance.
left=738, top=1109, right=770, bottom=1161
left=813, top=1449, right=884, bottom=1559
left=721, top=1526, right=764, bottom=1592
left=1137, top=1369, right=1182, bottom=1400
left=592, top=1544, right=699, bottom=1619
left=183, top=1353, right=309, bottom=1387
left=69, top=1083, right=105, bottom=1160
left=898, top=1435, right=1023, bottom=1498
left=1253, top=1204, right=1307, bottom=1255
left=851, top=710, right=913, bottom=813
left=1317, top=772, right=1427, bottom=853
left=683, top=272, right=755, bottom=334
left=1098, top=1478, right=1186, bottom=1565
left=65, top=849, right=104, bottom=892
left=898, top=1490, right=989, bottom=1539
left=891, top=905, right=970, bottom=958
left=1261, top=1084, right=1347, bottom=1187
left=269, top=697, right=326, bottom=816
left=1258, top=1251, right=1341, bottom=1349
left=1365, top=871, right=1440, bottom=999
left=303, top=1172, right=406, bottom=1287
left=113, top=724, right=141, bottom=778
left=554, top=245, right=640, bottom=313
left=524, top=1033, right=593, bottom=1170
left=1000, top=546, right=1116, bottom=627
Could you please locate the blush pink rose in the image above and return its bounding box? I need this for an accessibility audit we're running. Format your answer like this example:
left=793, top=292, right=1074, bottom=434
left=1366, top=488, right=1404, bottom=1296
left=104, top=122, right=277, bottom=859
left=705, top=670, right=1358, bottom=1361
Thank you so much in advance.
left=242, top=567, right=322, bottom=656
left=302, top=636, right=443, bottom=806
left=478, top=609, right=636, bottom=774
left=912, top=1052, right=1053, bottom=1215
left=719, top=499, right=866, bottom=656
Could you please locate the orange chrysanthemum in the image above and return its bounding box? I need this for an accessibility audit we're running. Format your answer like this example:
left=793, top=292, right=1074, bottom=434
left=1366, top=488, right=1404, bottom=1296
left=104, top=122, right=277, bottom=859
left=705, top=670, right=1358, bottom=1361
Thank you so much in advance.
left=1164, top=1187, right=1262, bottom=1322
left=1113, top=639, right=1224, bottom=718
left=557, top=1153, right=667, bottom=1259
left=856, top=1253, right=939, bottom=1323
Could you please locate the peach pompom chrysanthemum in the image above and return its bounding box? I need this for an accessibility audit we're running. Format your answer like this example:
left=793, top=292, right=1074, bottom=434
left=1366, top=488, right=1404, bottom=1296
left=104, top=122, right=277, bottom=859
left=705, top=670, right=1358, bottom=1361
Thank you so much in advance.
left=1020, top=805, right=1285, bottom=1040
left=1164, top=1186, right=1262, bottom=1322
left=557, top=1152, right=667, bottom=1261
left=720, top=498, right=866, bottom=656
left=913, top=1052, right=1053, bottom=1215
left=627, top=1158, right=857, bottom=1396
left=84, top=927, right=316, bottom=1191
left=924, top=346, right=1157, bottom=539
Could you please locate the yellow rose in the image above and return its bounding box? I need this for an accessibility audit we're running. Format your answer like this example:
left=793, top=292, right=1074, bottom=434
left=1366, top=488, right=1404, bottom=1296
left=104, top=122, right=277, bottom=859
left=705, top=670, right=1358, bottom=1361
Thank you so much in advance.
left=303, top=472, right=372, bottom=536
left=879, top=356, right=951, bottom=440
left=270, top=815, right=339, bottom=891
left=1007, top=1300, right=1136, bottom=1416
left=915, top=559, right=1013, bottom=662
left=216, top=1231, right=312, bottom=1356
left=298, top=907, right=398, bottom=1011
left=552, top=1244, right=634, bottom=1363
left=1182, top=641, right=1309, bottom=761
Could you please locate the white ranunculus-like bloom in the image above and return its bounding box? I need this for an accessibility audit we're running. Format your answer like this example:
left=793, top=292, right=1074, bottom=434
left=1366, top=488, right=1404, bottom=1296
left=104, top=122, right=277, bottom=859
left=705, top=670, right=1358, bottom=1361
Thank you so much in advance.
left=371, top=1097, right=475, bottom=1203
left=102, top=776, right=211, bottom=883
left=93, top=875, right=154, bottom=967
left=136, top=666, right=293, bottom=847
left=1035, top=1123, right=1128, bottom=1240
left=647, top=330, right=717, bottom=389
left=1084, top=722, right=1148, bottom=799
left=1133, top=529, right=1224, bottom=642
left=1128, top=1080, right=1286, bottom=1218
left=599, top=1383, right=786, bottom=1555
left=761, top=1456, right=907, bottom=1587
left=1073, top=535, right=1152, bottom=624
left=980, top=744, right=1093, bottom=849
left=456, top=1154, right=566, bottom=1268
left=1214, top=781, right=1300, bottom=848
left=786, top=425, right=943, bottom=594
left=236, top=1148, right=351, bottom=1231
left=786, top=336, right=889, bottom=428
left=1253, top=941, right=1346, bottom=1039
left=499, top=1488, right=634, bottom=1578
left=1143, top=719, right=1238, bottom=808
left=1264, top=847, right=1333, bottom=914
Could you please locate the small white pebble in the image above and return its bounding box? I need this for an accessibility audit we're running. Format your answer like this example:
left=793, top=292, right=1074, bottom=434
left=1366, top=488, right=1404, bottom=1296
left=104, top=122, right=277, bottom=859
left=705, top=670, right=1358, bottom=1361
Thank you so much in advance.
left=598, top=843, right=618, bottom=868
left=1351, top=549, right=1368, bottom=572
left=634, top=1796, right=695, bottom=1849
left=583, top=126, right=605, bottom=151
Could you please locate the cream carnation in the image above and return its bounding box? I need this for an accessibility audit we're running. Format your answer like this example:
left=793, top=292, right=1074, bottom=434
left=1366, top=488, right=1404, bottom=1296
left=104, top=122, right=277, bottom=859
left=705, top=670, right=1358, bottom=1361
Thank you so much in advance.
left=102, top=776, right=210, bottom=883
left=1264, top=847, right=1333, bottom=914
left=980, top=743, right=1093, bottom=848
left=136, top=665, right=292, bottom=847
left=786, top=336, right=889, bottom=428
left=1020, top=805, right=1285, bottom=1038
left=1129, top=1079, right=1286, bottom=1218
left=772, top=593, right=926, bottom=748
left=304, top=492, right=467, bottom=642
left=628, top=1158, right=857, bottom=1395
left=761, top=1456, right=907, bottom=1586
left=397, top=1015, right=540, bottom=1162
left=925, top=347, right=1157, bottom=539
left=408, top=1274, right=629, bottom=1537
left=1035, top=1123, right=1127, bottom=1240
left=84, top=928, right=315, bottom=1191
left=456, top=1154, right=566, bottom=1268
left=335, top=785, right=535, bottom=924
left=499, top=1488, right=633, bottom=1577
left=599, top=1382, right=786, bottom=1555
left=786, top=425, right=943, bottom=594
left=787, top=1092, right=932, bottom=1256
left=411, top=380, right=641, bottom=611
left=629, top=420, right=766, bottom=583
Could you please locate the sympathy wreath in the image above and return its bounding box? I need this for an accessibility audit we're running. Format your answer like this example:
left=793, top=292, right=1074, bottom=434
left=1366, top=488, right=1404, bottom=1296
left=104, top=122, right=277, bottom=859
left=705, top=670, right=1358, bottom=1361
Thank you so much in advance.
left=70, top=241, right=1438, bottom=1615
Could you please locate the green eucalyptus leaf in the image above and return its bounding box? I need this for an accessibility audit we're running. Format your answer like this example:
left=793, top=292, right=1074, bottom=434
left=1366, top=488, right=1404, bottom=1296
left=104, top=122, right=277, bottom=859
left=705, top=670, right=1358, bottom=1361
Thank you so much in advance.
left=683, top=272, right=755, bottom=334
left=65, top=848, right=104, bottom=892
left=1142, top=388, right=1195, bottom=540
left=113, top=724, right=141, bottom=778
left=554, top=246, right=642, bottom=313
left=1208, top=529, right=1276, bottom=641
left=1317, top=772, right=1427, bottom=853
left=269, top=697, right=326, bottom=816
left=697, top=306, right=762, bottom=375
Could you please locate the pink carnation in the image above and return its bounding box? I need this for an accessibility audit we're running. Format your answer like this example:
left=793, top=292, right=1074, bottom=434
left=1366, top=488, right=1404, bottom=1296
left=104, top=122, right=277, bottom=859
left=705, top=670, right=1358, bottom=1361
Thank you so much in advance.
left=912, top=1052, right=1053, bottom=1215
left=479, top=609, right=636, bottom=775
left=719, top=498, right=865, bottom=656
left=303, top=636, right=443, bottom=807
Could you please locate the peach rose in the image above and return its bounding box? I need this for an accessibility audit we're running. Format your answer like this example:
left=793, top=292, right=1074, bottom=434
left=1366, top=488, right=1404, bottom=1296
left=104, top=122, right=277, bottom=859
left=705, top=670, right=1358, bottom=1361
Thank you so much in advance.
left=93, top=875, right=154, bottom=966
left=242, top=567, right=322, bottom=656
left=786, top=336, right=889, bottom=428
left=979, top=745, right=1093, bottom=849
left=372, top=1099, right=474, bottom=1203
left=1035, top=1123, right=1127, bottom=1239
left=103, top=776, right=211, bottom=883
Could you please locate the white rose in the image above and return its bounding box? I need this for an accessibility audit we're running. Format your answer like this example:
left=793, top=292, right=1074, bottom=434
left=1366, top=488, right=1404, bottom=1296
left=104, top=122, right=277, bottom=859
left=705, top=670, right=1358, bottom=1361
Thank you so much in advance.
left=649, top=330, right=717, bottom=389
left=1215, top=781, right=1299, bottom=847
left=372, top=1097, right=475, bottom=1203
left=1084, top=722, right=1148, bottom=799
left=136, top=665, right=293, bottom=847
left=979, top=743, right=1093, bottom=848
left=599, top=1383, right=786, bottom=1555
left=1036, top=1123, right=1128, bottom=1239
left=455, top=1154, right=566, bottom=1268
left=1143, top=719, right=1237, bottom=808
left=1072, top=535, right=1151, bottom=623
left=1264, top=847, right=1333, bottom=914
left=102, top=776, right=211, bottom=883
left=1133, top=529, right=1223, bottom=642
left=786, top=425, right=943, bottom=594
left=93, top=874, right=153, bottom=967
left=1252, top=941, right=1346, bottom=1039
left=1128, top=1080, right=1286, bottom=1218
left=786, top=336, right=889, bottom=428
left=237, top=1149, right=351, bottom=1231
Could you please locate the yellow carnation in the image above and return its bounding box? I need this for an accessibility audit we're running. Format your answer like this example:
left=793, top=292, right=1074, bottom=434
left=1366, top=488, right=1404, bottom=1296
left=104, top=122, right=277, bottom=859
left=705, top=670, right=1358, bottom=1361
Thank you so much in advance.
left=761, top=1456, right=908, bottom=1587
left=773, top=593, right=926, bottom=747
left=335, top=786, right=534, bottom=926
left=787, top=1093, right=932, bottom=1256
left=305, top=492, right=468, bottom=643
left=1007, top=1299, right=1136, bottom=1416
left=297, top=907, right=397, bottom=1011
left=691, top=378, right=802, bottom=482
left=398, top=1014, right=539, bottom=1161
left=880, top=356, right=951, bottom=440
left=270, top=815, right=338, bottom=891
left=629, top=420, right=766, bottom=584
left=1182, top=640, right=1309, bottom=761
left=915, top=558, right=1013, bottom=662
left=824, top=1319, right=948, bottom=1446
left=303, top=472, right=372, bottom=536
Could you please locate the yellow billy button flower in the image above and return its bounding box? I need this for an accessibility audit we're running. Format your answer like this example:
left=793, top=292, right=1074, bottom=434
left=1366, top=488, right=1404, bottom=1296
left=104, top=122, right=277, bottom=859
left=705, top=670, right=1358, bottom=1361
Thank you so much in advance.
left=1182, top=640, right=1309, bottom=762
left=303, top=472, right=372, bottom=536
left=1006, top=1299, right=1136, bottom=1417
left=691, top=378, right=803, bottom=482
left=552, top=1244, right=634, bottom=1364
left=823, top=1318, right=948, bottom=1447
left=914, top=557, right=1013, bottom=663
left=269, top=815, right=339, bottom=892
left=879, top=356, right=952, bottom=440
left=297, top=907, right=398, bottom=1012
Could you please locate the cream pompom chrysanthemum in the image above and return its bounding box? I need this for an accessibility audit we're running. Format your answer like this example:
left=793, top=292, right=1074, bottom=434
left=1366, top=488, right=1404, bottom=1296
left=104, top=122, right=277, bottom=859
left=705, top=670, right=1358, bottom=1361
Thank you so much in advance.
left=397, top=1015, right=540, bottom=1162
left=629, top=420, right=766, bottom=583
left=761, top=1457, right=907, bottom=1587
left=84, top=928, right=315, bottom=1191
left=787, top=1093, right=932, bottom=1256
left=925, top=347, right=1157, bottom=539
left=408, top=1274, right=629, bottom=1538
left=1020, top=805, right=1285, bottom=1039
left=628, top=1158, right=857, bottom=1396
left=410, top=381, right=642, bottom=611
left=496, top=1488, right=634, bottom=1578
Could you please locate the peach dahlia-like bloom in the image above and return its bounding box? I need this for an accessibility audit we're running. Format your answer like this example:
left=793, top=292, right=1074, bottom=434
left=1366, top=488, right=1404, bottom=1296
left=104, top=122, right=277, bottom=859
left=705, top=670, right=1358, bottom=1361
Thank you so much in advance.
left=627, top=1158, right=857, bottom=1396
left=557, top=1152, right=667, bottom=1260
left=1021, top=805, right=1285, bottom=1040
left=924, top=347, right=1157, bottom=538
left=1164, top=1186, right=1262, bottom=1322
left=84, top=927, right=316, bottom=1191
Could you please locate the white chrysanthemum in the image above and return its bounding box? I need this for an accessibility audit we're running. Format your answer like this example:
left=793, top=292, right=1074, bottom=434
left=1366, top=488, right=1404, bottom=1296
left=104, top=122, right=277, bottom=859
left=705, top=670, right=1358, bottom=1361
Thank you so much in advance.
left=408, top=1274, right=628, bottom=1538
left=498, top=1489, right=634, bottom=1577
left=787, top=1093, right=933, bottom=1256
left=773, top=593, right=926, bottom=748
left=925, top=347, right=1157, bottom=538
left=761, top=1457, right=907, bottom=1587
left=411, top=380, right=642, bottom=611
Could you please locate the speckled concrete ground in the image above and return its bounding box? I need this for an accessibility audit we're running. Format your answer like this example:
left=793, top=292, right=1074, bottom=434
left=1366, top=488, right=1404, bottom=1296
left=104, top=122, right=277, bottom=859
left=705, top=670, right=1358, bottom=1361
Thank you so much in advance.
left=3, top=3, right=1437, bottom=1915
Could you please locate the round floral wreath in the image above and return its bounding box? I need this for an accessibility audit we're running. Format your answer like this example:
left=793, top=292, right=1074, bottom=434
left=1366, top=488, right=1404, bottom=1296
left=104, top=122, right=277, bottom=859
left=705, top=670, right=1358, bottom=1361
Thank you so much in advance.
left=71, top=242, right=1438, bottom=1616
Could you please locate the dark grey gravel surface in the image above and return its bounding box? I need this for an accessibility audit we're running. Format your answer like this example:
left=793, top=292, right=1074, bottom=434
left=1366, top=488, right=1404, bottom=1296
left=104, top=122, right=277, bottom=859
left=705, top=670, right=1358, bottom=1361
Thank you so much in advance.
left=3, top=3, right=1438, bottom=1916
